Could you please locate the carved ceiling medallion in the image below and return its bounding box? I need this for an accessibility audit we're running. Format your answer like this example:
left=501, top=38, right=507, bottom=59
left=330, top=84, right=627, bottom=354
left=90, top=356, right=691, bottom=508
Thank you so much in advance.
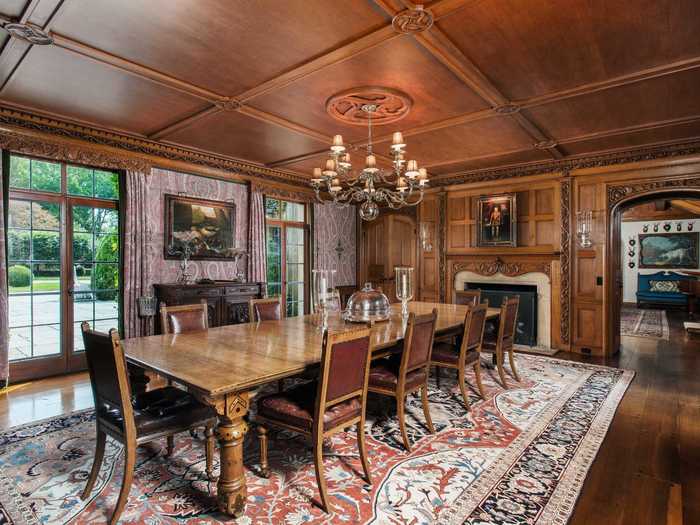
left=326, top=87, right=412, bottom=126
left=392, top=5, right=434, bottom=34
left=3, top=23, right=53, bottom=45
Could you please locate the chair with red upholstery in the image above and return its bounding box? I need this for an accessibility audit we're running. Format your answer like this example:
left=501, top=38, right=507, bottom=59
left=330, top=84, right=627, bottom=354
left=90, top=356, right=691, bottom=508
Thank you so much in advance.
left=481, top=296, right=520, bottom=388
left=159, top=299, right=208, bottom=334
left=249, top=296, right=283, bottom=322
left=80, top=322, right=217, bottom=525
left=367, top=309, right=438, bottom=452
left=431, top=302, right=489, bottom=408
left=255, top=326, right=373, bottom=513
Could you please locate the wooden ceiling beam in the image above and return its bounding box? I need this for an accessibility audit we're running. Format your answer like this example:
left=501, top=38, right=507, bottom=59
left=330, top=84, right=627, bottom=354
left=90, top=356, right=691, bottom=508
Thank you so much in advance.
left=236, top=25, right=401, bottom=103
left=148, top=106, right=223, bottom=140
left=50, top=32, right=228, bottom=103
left=0, top=0, right=63, bottom=91
left=237, top=105, right=332, bottom=143
left=422, top=146, right=534, bottom=169
left=670, top=200, right=700, bottom=215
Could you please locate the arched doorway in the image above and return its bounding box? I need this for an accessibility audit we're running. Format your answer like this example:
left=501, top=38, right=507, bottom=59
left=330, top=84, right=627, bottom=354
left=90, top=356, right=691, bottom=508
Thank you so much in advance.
left=607, top=186, right=700, bottom=353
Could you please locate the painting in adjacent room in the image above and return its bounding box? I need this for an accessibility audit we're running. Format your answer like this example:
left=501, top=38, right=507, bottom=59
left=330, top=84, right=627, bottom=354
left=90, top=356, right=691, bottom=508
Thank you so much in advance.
left=639, top=232, right=699, bottom=269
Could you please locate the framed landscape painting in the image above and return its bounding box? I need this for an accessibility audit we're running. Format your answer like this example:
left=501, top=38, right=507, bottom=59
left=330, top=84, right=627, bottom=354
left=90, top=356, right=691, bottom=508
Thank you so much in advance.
left=639, top=232, right=699, bottom=269
left=477, top=193, right=517, bottom=247
left=164, top=194, right=237, bottom=260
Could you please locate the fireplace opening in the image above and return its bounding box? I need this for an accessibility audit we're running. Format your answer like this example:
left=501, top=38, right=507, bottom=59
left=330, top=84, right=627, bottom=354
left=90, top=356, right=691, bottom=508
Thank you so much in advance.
left=465, top=282, right=538, bottom=346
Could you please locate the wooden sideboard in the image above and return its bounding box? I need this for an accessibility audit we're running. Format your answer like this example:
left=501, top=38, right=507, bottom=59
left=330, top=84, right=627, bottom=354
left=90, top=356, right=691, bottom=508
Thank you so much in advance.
left=153, top=282, right=264, bottom=333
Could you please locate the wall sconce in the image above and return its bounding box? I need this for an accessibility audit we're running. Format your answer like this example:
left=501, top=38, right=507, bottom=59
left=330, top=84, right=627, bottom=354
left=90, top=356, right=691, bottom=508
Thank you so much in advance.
left=576, top=210, right=593, bottom=248
left=419, top=222, right=434, bottom=252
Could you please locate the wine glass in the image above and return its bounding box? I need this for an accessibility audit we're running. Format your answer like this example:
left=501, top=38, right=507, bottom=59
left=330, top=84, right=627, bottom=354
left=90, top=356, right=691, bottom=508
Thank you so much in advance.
left=395, top=267, right=414, bottom=317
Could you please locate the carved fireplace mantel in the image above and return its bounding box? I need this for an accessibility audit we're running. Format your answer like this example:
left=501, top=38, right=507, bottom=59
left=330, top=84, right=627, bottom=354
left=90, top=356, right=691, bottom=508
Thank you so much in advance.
left=451, top=257, right=552, bottom=280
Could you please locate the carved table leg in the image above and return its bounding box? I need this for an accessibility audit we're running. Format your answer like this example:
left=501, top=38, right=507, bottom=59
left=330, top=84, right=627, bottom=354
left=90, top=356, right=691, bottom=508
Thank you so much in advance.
left=202, top=391, right=251, bottom=518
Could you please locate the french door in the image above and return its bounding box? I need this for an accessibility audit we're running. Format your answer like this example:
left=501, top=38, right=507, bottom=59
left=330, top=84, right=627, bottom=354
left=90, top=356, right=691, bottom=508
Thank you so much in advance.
left=264, top=198, right=309, bottom=316
left=6, top=154, right=121, bottom=382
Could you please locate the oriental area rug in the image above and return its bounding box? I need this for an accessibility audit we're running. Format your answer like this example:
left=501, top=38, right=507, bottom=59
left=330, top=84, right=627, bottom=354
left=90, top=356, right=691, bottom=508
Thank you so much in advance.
left=620, top=306, right=670, bottom=340
left=0, top=355, right=633, bottom=525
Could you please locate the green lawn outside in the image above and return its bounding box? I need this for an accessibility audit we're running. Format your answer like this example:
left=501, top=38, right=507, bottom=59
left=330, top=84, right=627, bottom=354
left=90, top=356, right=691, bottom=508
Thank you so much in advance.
left=9, top=276, right=92, bottom=294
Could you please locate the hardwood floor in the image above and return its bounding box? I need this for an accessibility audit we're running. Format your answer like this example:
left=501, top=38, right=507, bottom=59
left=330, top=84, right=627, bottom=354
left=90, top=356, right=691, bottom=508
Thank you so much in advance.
left=0, top=312, right=697, bottom=524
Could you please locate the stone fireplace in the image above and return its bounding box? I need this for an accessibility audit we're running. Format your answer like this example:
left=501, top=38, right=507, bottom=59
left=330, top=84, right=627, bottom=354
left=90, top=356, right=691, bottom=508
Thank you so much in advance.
left=452, top=260, right=553, bottom=349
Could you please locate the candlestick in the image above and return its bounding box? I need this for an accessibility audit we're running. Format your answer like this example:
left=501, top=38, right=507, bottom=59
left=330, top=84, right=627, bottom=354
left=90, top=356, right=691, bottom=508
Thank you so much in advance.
left=331, top=134, right=345, bottom=153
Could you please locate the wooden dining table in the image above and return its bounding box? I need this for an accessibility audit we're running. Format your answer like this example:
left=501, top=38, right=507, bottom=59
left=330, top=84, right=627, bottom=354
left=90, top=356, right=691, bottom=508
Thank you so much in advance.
left=122, top=301, right=500, bottom=518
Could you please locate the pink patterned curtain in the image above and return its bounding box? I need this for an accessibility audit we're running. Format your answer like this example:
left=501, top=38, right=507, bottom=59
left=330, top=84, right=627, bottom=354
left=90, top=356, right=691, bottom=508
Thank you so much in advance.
left=0, top=160, right=8, bottom=387
left=248, top=189, right=267, bottom=285
left=123, top=170, right=152, bottom=338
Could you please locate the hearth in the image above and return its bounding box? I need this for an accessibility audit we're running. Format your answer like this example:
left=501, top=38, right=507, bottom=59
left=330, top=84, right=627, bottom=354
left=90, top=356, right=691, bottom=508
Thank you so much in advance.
left=466, top=282, right=538, bottom=346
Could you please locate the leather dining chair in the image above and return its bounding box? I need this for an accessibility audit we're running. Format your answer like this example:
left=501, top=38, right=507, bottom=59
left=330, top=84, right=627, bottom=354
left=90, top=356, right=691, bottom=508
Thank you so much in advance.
left=454, top=289, right=481, bottom=306
left=431, top=303, right=489, bottom=408
left=481, top=297, right=520, bottom=388
left=80, top=322, right=217, bottom=525
left=249, top=296, right=283, bottom=322
left=160, top=299, right=209, bottom=334
left=255, top=326, right=373, bottom=513
left=159, top=299, right=211, bottom=445
left=367, top=309, right=438, bottom=452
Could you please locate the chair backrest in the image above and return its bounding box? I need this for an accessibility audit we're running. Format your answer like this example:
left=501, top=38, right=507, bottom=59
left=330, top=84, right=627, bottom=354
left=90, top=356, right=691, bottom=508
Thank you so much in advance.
left=498, top=296, right=520, bottom=350
left=336, top=285, right=357, bottom=309
left=461, top=301, right=489, bottom=353
left=455, top=289, right=481, bottom=307
left=160, top=300, right=208, bottom=334
left=249, top=297, right=283, bottom=322
left=81, top=322, right=135, bottom=435
left=400, top=309, right=438, bottom=373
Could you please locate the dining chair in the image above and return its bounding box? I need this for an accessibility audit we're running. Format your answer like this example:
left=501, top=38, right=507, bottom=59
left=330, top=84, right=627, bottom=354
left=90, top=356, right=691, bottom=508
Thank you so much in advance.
left=336, top=285, right=357, bottom=309
left=255, top=326, right=373, bottom=513
left=481, top=296, right=520, bottom=388
left=367, top=309, right=438, bottom=452
left=454, top=289, right=481, bottom=306
left=80, top=322, right=217, bottom=525
left=160, top=299, right=208, bottom=334
left=431, top=303, right=489, bottom=407
left=249, top=296, right=283, bottom=322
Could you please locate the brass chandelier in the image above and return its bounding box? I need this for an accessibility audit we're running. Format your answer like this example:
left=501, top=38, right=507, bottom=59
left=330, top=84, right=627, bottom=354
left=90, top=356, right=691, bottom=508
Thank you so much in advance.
left=310, top=104, right=429, bottom=221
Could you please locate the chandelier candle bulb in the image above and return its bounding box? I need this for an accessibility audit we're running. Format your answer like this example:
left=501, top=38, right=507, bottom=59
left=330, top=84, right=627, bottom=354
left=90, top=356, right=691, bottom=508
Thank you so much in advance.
left=366, top=154, right=376, bottom=167
left=397, top=176, right=407, bottom=191
left=331, top=134, right=345, bottom=152
left=391, top=131, right=405, bottom=149
left=418, top=168, right=428, bottom=186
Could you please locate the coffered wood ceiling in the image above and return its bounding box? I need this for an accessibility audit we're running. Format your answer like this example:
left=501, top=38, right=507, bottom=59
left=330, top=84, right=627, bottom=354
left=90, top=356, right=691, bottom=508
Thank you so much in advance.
left=1, top=0, right=699, bottom=183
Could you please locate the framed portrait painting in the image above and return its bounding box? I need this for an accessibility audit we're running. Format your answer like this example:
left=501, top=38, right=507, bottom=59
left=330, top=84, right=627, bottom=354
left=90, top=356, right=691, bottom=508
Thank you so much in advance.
left=639, top=232, right=699, bottom=269
left=477, top=194, right=517, bottom=247
left=164, top=194, right=237, bottom=260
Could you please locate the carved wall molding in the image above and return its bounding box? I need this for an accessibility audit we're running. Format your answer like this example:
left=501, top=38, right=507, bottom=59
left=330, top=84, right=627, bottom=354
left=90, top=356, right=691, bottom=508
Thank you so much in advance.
left=438, top=191, right=447, bottom=302
left=451, top=257, right=552, bottom=281
left=559, top=176, right=572, bottom=345
left=607, top=176, right=700, bottom=206
left=326, top=86, right=412, bottom=126
left=0, top=131, right=151, bottom=172
left=434, top=138, right=700, bottom=187
left=0, top=105, right=308, bottom=186
left=391, top=6, right=434, bottom=34
left=250, top=182, right=314, bottom=202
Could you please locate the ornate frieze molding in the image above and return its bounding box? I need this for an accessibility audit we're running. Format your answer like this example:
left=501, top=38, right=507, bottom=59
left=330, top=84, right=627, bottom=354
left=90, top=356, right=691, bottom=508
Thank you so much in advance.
left=607, top=176, right=700, bottom=206
left=452, top=258, right=552, bottom=280
left=0, top=130, right=151, bottom=172
left=250, top=182, right=314, bottom=202
left=559, top=176, right=572, bottom=344
left=0, top=106, right=308, bottom=186
left=434, top=139, right=700, bottom=187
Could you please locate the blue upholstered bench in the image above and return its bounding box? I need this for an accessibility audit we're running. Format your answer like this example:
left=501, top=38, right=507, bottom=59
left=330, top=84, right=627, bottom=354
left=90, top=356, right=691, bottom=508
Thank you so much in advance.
left=636, top=271, right=691, bottom=308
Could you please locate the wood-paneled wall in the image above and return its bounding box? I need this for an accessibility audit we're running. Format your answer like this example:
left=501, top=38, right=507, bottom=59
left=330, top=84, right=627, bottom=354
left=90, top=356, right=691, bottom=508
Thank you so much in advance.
left=417, top=154, right=700, bottom=356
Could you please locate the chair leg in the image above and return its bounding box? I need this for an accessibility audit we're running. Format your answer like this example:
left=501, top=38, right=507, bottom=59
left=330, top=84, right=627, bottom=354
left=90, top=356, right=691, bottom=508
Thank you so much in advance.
left=166, top=435, right=175, bottom=457
left=496, top=348, right=509, bottom=389
left=356, top=420, right=372, bottom=485
left=457, top=366, right=470, bottom=410
left=256, top=425, right=270, bottom=478
left=420, top=386, right=435, bottom=434
left=435, top=366, right=441, bottom=388
left=205, top=425, right=216, bottom=481
left=313, top=434, right=331, bottom=513
left=473, top=359, right=487, bottom=399
left=81, top=428, right=106, bottom=500
left=508, top=349, right=521, bottom=382
left=397, top=396, right=411, bottom=452
left=110, top=440, right=136, bottom=525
